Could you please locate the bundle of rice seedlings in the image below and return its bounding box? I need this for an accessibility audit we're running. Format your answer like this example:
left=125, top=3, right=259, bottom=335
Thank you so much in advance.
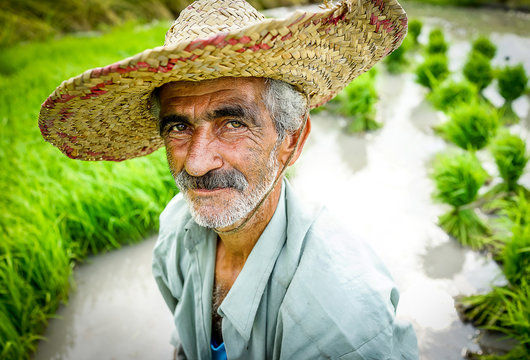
left=471, top=36, right=497, bottom=60
left=426, top=28, right=448, bottom=55
left=458, top=280, right=530, bottom=359
left=436, top=101, right=499, bottom=151
left=497, top=64, right=529, bottom=124
left=432, top=151, right=490, bottom=248
left=456, top=286, right=507, bottom=327
left=463, top=51, right=494, bottom=93
left=428, top=79, right=478, bottom=112
left=415, top=54, right=449, bottom=90
left=491, top=131, right=529, bottom=191
left=458, top=200, right=530, bottom=359
left=335, top=68, right=381, bottom=133
left=408, top=19, right=423, bottom=46
left=385, top=36, right=411, bottom=74
left=502, top=223, right=530, bottom=287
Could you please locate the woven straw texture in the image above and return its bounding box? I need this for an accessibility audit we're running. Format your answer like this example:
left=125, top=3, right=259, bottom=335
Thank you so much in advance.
left=39, top=0, right=407, bottom=161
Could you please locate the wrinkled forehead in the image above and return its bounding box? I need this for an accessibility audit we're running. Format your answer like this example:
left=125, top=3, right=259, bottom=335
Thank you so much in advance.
left=159, top=77, right=267, bottom=105
left=157, top=77, right=271, bottom=126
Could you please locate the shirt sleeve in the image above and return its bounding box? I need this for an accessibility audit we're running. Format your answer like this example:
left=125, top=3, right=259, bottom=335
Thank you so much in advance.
left=152, top=194, right=186, bottom=349
left=152, top=234, right=178, bottom=313
left=338, top=320, right=418, bottom=360
left=152, top=236, right=180, bottom=349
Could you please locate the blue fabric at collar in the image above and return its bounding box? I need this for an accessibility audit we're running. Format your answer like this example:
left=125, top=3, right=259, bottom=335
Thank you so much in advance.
left=211, top=340, right=227, bottom=360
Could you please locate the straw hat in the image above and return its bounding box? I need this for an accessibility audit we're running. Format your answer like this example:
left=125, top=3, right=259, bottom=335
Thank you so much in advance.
left=39, top=0, right=407, bottom=161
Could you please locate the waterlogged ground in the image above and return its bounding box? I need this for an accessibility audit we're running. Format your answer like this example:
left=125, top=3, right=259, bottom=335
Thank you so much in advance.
left=35, top=3, right=529, bottom=360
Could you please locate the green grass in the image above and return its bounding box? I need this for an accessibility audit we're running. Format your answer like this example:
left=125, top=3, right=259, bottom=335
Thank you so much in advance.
left=0, top=21, right=177, bottom=359
left=0, top=0, right=322, bottom=47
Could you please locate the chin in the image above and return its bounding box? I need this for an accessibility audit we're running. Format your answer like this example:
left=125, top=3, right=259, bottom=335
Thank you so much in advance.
left=190, top=208, right=243, bottom=229
left=186, top=198, right=249, bottom=229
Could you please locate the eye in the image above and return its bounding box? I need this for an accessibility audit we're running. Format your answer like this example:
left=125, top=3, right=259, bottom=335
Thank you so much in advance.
left=226, top=120, right=245, bottom=129
left=171, top=123, right=188, bottom=132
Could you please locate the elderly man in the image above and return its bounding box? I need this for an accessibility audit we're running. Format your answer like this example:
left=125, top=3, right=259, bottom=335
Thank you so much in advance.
left=39, top=0, right=418, bottom=359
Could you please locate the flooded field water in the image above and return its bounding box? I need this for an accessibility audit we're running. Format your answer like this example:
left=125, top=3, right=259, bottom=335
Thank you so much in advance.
left=35, top=2, right=530, bottom=359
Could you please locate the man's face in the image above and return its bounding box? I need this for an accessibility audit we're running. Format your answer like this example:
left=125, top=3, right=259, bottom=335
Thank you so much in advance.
left=158, top=77, right=281, bottom=229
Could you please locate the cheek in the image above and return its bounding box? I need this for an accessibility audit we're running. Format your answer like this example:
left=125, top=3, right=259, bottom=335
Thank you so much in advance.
left=164, top=140, right=186, bottom=170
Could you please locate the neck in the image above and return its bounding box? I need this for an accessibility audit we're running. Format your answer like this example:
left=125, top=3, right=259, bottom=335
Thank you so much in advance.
left=215, top=180, right=282, bottom=266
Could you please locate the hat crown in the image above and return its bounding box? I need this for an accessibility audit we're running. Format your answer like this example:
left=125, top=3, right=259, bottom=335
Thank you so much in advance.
left=164, top=0, right=265, bottom=46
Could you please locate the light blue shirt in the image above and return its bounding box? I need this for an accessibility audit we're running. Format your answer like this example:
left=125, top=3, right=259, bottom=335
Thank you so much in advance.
left=153, top=180, right=418, bottom=359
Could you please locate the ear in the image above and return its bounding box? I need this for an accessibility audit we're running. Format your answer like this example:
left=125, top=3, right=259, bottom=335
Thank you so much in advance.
left=277, top=115, right=312, bottom=167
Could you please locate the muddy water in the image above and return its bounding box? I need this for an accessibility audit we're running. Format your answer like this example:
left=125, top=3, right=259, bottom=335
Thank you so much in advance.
left=35, top=3, right=529, bottom=360
left=35, top=237, right=174, bottom=360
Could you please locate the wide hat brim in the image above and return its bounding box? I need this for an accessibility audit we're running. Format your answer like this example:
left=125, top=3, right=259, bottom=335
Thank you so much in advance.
left=39, top=0, right=407, bottom=161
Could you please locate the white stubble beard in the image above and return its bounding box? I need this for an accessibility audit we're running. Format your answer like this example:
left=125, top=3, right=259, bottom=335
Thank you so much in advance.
left=182, top=147, right=280, bottom=229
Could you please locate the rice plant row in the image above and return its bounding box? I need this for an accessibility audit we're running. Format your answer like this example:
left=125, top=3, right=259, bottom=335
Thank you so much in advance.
left=416, top=27, right=530, bottom=359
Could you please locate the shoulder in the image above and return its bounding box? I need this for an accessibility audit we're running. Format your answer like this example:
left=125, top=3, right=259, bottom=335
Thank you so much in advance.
left=280, top=209, right=403, bottom=357
left=157, top=193, right=192, bottom=245
left=152, top=193, right=191, bottom=281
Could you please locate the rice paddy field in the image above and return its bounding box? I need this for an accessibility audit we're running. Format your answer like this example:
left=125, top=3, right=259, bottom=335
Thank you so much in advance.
left=1, top=1, right=530, bottom=360
left=0, top=21, right=179, bottom=359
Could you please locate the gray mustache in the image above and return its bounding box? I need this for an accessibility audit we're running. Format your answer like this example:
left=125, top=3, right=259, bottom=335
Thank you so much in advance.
left=176, top=169, right=248, bottom=192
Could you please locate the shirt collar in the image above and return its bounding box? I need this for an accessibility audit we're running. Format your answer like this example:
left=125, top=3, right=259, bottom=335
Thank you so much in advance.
left=218, top=180, right=288, bottom=341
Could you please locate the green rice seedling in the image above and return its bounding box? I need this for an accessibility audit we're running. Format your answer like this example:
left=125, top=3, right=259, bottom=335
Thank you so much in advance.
left=497, top=64, right=529, bottom=124
left=502, top=223, right=530, bottom=287
left=385, top=36, right=411, bottom=74
left=490, top=131, right=529, bottom=191
left=428, top=79, right=478, bottom=112
left=458, top=282, right=530, bottom=359
left=470, top=345, right=530, bottom=360
left=463, top=51, right=494, bottom=93
left=436, top=101, right=499, bottom=151
left=456, top=287, right=507, bottom=327
left=482, top=187, right=530, bottom=237
left=426, top=28, right=448, bottom=55
left=432, top=151, right=490, bottom=248
left=501, top=190, right=530, bottom=227
left=408, top=19, right=423, bottom=45
left=415, top=54, right=450, bottom=90
left=431, top=151, right=487, bottom=214
left=471, top=36, right=497, bottom=60
left=335, top=68, right=381, bottom=133
left=428, top=28, right=444, bottom=42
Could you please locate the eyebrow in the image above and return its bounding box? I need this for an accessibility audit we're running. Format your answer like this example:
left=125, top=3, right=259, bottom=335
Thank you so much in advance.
left=208, top=104, right=258, bottom=126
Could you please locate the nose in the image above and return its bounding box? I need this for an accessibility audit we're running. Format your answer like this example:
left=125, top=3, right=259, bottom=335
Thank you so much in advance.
left=184, top=128, right=223, bottom=177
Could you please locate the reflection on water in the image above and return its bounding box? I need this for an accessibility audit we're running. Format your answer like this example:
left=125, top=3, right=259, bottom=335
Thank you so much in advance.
left=422, top=241, right=466, bottom=280
left=35, top=237, right=174, bottom=360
